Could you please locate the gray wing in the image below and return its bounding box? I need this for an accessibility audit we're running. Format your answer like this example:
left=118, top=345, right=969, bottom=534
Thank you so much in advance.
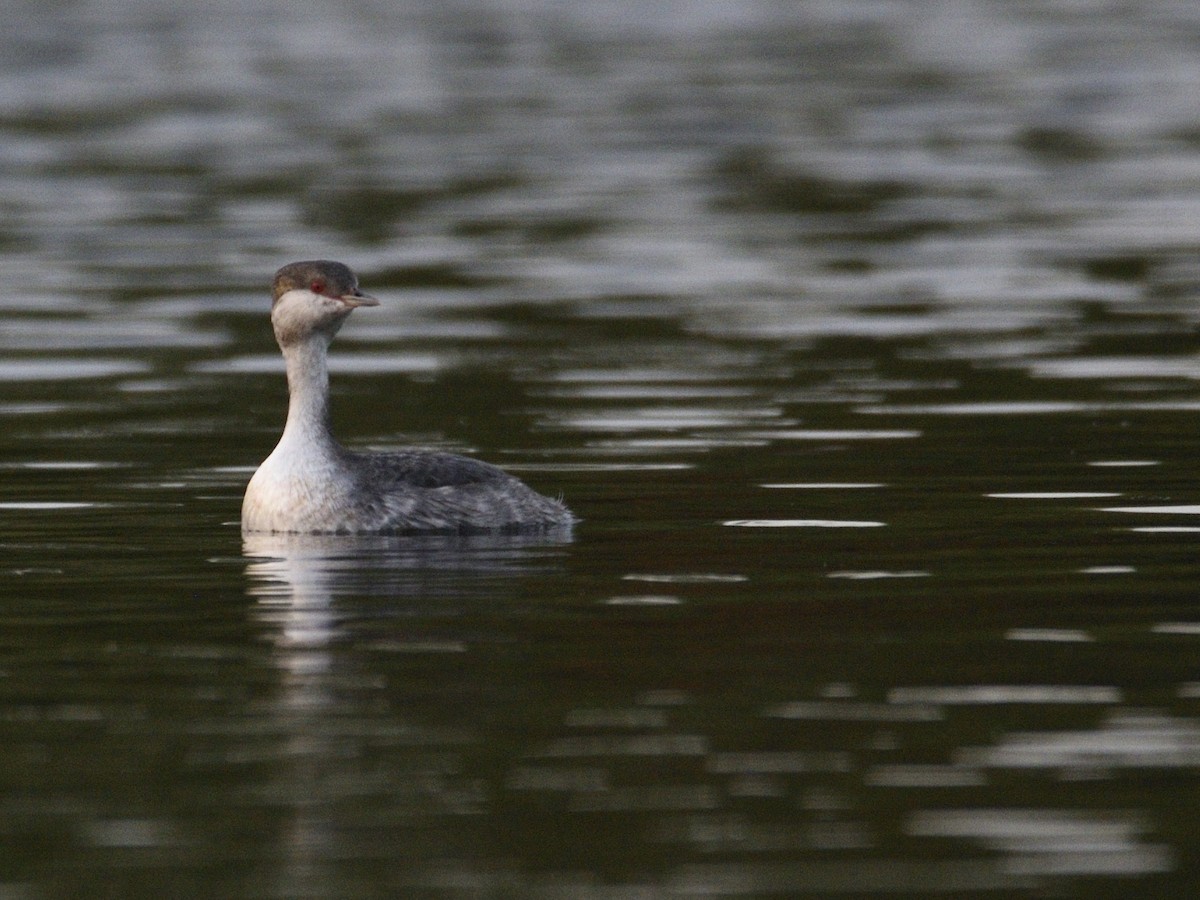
left=352, top=449, right=516, bottom=489
left=344, top=449, right=574, bottom=533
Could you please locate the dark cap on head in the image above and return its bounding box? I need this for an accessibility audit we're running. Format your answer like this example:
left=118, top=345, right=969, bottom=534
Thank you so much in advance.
left=272, top=260, right=360, bottom=306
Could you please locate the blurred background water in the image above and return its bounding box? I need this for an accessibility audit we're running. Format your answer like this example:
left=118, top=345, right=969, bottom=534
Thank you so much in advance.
left=4, top=0, right=1200, bottom=896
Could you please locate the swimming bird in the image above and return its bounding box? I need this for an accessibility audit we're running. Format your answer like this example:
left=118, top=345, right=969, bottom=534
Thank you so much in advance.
left=241, top=260, right=575, bottom=534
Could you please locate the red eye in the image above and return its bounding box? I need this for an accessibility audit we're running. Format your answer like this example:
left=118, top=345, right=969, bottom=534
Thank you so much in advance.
left=310, top=279, right=325, bottom=294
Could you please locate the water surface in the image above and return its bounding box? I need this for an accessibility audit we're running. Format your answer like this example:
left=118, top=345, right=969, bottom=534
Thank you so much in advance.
left=4, top=1, right=1200, bottom=896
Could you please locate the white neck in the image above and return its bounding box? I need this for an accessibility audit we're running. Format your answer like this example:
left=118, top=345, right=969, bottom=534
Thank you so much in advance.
left=279, top=335, right=337, bottom=452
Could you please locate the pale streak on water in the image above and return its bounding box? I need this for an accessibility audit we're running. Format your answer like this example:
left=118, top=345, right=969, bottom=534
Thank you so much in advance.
left=3, top=0, right=1200, bottom=896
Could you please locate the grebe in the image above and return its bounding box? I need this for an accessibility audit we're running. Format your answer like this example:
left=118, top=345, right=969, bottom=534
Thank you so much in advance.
left=241, top=260, right=575, bottom=534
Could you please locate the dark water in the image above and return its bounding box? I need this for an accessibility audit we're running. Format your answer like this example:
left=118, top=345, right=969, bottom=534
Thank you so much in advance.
left=4, top=1, right=1200, bottom=896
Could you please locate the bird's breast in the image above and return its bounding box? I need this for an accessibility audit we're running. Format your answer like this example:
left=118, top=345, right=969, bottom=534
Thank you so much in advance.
left=241, top=442, right=360, bottom=533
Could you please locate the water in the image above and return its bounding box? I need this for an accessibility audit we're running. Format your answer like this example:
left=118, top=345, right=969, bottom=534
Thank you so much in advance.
left=3, top=0, right=1200, bottom=895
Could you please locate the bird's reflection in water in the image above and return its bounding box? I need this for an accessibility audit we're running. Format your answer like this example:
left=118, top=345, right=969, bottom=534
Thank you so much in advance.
left=245, top=528, right=575, bottom=598
left=245, top=528, right=574, bottom=644
left=241, top=529, right=573, bottom=895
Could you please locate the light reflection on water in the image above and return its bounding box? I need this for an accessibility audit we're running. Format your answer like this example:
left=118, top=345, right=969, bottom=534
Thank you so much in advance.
left=3, top=0, right=1200, bottom=895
